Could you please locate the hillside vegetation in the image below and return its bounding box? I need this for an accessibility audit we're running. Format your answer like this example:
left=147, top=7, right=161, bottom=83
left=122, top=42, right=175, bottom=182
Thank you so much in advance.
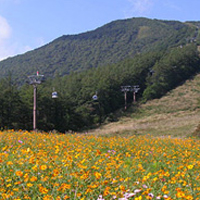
left=0, top=17, right=199, bottom=84
left=90, top=73, right=200, bottom=137
left=0, top=17, right=200, bottom=132
left=0, top=43, right=200, bottom=132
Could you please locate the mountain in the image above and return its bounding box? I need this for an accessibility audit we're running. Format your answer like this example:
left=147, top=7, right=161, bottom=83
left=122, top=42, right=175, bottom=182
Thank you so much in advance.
left=0, top=17, right=199, bottom=84
left=0, top=17, right=200, bottom=132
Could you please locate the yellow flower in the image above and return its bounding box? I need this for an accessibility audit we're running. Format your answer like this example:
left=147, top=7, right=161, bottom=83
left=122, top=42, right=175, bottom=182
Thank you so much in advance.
left=119, top=185, right=126, bottom=192
left=85, top=188, right=92, bottom=194
left=80, top=173, right=88, bottom=180
left=40, top=165, right=47, bottom=171
left=32, top=165, right=38, bottom=171
left=57, top=183, right=71, bottom=192
left=94, top=171, right=101, bottom=179
left=24, top=173, right=29, bottom=182
left=135, top=196, right=142, bottom=200
left=185, top=195, right=194, bottom=200
left=7, top=161, right=13, bottom=165
left=6, top=184, right=12, bottom=187
left=14, top=181, right=22, bottom=185
left=187, top=165, right=193, bottom=170
left=176, top=191, right=185, bottom=198
left=27, top=183, right=33, bottom=187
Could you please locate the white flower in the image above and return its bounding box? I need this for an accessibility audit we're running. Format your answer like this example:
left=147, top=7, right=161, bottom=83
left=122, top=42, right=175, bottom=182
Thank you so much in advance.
left=124, top=193, right=136, bottom=198
left=148, top=193, right=154, bottom=198
left=97, top=195, right=105, bottom=200
left=142, top=184, right=148, bottom=188
left=134, top=189, right=141, bottom=193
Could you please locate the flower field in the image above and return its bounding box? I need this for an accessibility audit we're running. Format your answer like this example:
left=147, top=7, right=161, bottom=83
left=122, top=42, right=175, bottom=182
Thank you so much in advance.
left=0, top=130, right=200, bottom=200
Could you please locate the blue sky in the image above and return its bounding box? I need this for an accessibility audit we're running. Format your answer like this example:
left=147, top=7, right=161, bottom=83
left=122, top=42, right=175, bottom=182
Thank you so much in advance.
left=0, top=0, right=200, bottom=61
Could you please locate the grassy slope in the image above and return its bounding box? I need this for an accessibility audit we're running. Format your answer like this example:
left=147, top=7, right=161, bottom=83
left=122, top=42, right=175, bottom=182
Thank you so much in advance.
left=89, top=73, right=200, bottom=137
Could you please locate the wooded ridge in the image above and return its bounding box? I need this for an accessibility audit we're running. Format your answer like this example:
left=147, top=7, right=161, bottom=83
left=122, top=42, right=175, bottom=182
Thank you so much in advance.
left=0, top=17, right=200, bottom=132
left=0, top=17, right=199, bottom=84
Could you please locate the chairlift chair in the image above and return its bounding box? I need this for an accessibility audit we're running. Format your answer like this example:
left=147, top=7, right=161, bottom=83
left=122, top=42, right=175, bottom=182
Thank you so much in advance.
left=52, top=91, right=58, bottom=98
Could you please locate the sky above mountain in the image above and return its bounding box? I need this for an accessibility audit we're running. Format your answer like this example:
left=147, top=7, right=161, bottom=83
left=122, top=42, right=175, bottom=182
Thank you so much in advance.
left=0, top=0, right=199, bottom=61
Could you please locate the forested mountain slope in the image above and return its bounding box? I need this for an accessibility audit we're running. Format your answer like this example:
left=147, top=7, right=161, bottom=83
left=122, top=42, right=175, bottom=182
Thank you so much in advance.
left=0, top=43, right=199, bottom=132
left=0, top=17, right=199, bottom=84
left=0, top=17, right=200, bottom=132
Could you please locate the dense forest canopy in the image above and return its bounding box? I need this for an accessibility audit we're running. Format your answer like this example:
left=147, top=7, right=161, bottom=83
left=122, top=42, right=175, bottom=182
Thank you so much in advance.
left=0, top=17, right=200, bottom=132
left=0, top=17, right=199, bottom=84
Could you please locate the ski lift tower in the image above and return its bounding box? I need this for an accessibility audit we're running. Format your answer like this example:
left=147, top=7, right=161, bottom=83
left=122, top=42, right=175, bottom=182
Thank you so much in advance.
left=121, top=86, right=131, bottom=110
left=28, top=71, right=44, bottom=131
left=131, top=85, right=140, bottom=103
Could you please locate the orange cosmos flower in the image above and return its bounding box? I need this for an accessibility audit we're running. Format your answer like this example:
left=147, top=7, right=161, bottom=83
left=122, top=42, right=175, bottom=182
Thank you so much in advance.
left=30, top=176, right=37, bottom=182
left=176, top=191, right=185, bottom=198
left=103, top=186, right=111, bottom=196
left=43, top=195, right=53, bottom=200
left=16, top=171, right=23, bottom=177
left=94, top=171, right=101, bottom=179
left=52, top=169, right=59, bottom=177
left=39, top=186, right=48, bottom=194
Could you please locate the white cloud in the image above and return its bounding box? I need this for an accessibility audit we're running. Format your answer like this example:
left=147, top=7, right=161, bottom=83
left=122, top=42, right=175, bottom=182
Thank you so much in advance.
left=0, top=15, right=13, bottom=60
left=36, top=37, right=45, bottom=47
left=0, top=15, right=11, bottom=40
left=0, top=15, right=33, bottom=61
left=125, top=0, right=154, bottom=17
left=0, top=41, right=33, bottom=61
